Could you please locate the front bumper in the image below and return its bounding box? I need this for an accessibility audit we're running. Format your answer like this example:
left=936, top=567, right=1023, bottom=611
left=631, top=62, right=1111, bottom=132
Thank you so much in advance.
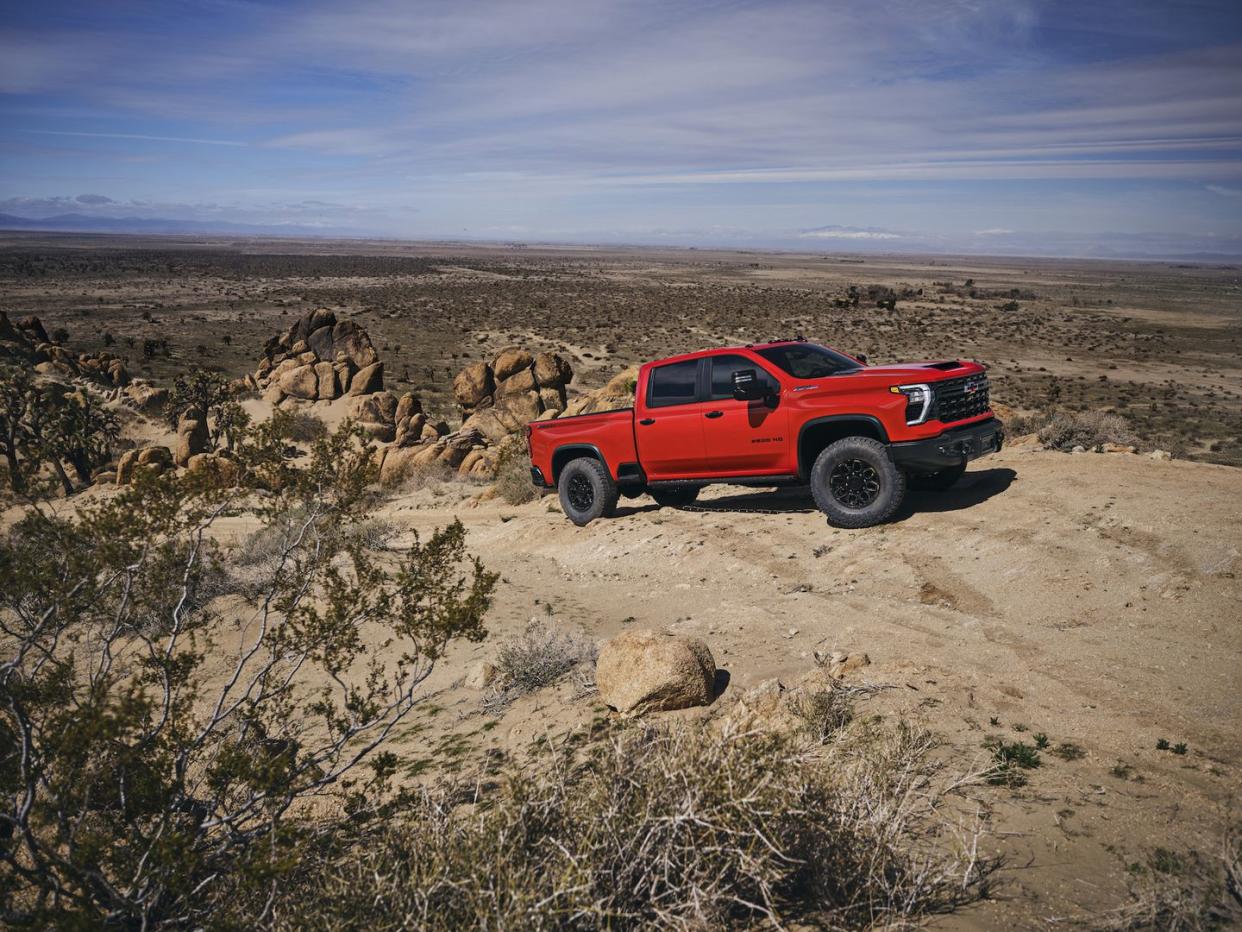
left=889, top=418, right=1004, bottom=473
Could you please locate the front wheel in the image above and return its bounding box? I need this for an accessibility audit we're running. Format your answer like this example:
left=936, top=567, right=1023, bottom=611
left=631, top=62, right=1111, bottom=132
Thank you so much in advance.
left=810, top=436, right=906, bottom=528
left=908, top=463, right=966, bottom=491
left=557, top=457, right=619, bottom=526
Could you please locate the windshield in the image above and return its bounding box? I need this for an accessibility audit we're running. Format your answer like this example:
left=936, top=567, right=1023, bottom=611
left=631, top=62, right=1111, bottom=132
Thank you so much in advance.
left=756, top=343, right=861, bottom=379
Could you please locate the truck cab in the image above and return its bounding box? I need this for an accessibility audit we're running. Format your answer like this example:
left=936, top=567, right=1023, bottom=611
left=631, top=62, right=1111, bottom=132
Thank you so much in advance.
left=527, top=340, right=1003, bottom=528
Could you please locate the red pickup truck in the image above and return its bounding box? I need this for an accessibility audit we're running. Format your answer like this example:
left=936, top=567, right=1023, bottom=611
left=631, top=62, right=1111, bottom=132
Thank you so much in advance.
left=526, top=339, right=1003, bottom=528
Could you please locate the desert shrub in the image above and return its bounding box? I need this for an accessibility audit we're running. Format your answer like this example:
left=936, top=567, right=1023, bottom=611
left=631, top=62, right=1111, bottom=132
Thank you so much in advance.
left=251, top=710, right=993, bottom=929
left=1038, top=410, right=1139, bottom=451
left=493, top=435, right=537, bottom=504
left=1006, top=410, right=1050, bottom=436
left=272, top=407, right=327, bottom=443
left=383, top=456, right=454, bottom=491
left=1099, top=824, right=1241, bottom=930
left=0, top=420, right=498, bottom=927
left=484, top=619, right=598, bottom=711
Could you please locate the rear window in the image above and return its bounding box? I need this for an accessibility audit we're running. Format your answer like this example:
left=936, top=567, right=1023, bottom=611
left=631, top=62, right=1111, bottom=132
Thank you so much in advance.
left=647, top=359, right=699, bottom=407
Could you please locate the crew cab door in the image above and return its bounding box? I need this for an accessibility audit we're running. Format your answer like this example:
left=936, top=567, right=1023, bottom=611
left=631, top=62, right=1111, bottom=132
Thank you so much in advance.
left=634, top=359, right=708, bottom=479
left=699, top=354, right=790, bottom=475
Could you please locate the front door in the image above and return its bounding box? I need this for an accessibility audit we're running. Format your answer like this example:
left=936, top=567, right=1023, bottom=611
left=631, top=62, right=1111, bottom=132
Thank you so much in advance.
left=635, top=358, right=708, bottom=479
left=699, top=353, right=789, bottom=475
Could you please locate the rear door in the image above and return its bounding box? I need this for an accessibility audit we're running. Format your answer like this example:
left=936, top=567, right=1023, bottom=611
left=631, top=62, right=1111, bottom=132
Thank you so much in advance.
left=634, top=359, right=708, bottom=479
left=699, top=353, right=790, bottom=475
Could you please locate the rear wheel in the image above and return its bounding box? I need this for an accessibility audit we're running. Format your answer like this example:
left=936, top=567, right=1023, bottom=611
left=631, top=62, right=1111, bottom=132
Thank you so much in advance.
left=650, top=486, right=700, bottom=508
left=810, top=436, right=906, bottom=528
left=908, top=463, right=966, bottom=491
left=557, top=457, right=619, bottom=526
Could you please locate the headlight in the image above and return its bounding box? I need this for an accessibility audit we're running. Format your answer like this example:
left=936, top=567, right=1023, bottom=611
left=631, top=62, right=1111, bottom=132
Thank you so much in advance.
left=890, top=383, right=934, bottom=425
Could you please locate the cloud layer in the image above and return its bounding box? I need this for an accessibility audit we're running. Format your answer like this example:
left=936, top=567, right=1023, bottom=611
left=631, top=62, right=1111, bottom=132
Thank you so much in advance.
left=1, top=0, right=1240, bottom=255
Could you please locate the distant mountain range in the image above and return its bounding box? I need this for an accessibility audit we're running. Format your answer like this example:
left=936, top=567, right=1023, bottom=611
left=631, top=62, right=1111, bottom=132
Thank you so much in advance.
left=0, top=212, right=359, bottom=237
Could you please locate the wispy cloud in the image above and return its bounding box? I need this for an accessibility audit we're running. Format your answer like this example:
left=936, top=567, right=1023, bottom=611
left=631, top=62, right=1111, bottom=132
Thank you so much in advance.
left=27, top=130, right=247, bottom=147
left=1, top=0, right=1240, bottom=255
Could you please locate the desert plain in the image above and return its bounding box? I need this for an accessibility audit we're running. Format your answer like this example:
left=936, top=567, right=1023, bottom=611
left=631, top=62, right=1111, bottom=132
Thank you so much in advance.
left=2, top=232, right=1240, bottom=928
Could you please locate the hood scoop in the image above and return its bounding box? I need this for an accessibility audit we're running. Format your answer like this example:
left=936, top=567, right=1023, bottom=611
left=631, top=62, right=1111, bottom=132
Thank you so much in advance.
left=922, top=360, right=963, bottom=370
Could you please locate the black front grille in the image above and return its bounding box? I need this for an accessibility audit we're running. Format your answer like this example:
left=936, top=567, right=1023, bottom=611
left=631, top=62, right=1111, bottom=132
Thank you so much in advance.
left=932, top=373, right=990, bottom=423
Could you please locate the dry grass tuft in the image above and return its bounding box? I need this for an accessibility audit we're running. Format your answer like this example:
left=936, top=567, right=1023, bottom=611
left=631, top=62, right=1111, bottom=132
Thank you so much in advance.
left=1036, top=410, right=1139, bottom=451
left=483, top=619, right=598, bottom=712
left=493, top=436, right=539, bottom=505
left=257, top=707, right=996, bottom=930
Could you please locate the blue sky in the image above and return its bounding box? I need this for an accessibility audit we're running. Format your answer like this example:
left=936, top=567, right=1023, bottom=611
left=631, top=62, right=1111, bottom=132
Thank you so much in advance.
left=2, top=0, right=1241, bottom=256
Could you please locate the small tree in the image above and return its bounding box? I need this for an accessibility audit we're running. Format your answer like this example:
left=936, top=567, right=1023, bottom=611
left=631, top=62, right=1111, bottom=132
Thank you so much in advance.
left=0, top=367, right=118, bottom=496
left=165, top=369, right=246, bottom=450
left=0, top=421, right=498, bottom=925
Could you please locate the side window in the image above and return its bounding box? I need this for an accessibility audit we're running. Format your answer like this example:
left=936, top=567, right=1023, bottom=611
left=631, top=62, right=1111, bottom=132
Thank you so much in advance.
left=647, top=359, right=700, bottom=407
left=709, top=354, right=778, bottom=400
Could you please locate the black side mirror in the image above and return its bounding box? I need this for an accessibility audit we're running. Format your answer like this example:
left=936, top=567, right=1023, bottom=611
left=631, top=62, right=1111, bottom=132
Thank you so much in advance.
left=855, top=353, right=868, bottom=366
left=732, top=369, right=766, bottom=401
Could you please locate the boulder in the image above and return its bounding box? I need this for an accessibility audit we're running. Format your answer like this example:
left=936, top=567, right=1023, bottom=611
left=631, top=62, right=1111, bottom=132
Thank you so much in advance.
left=533, top=352, right=573, bottom=387
left=174, top=414, right=209, bottom=467
left=497, top=367, right=537, bottom=396
left=453, top=361, right=494, bottom=409
left=278, top=364, right=320, bottom=400
left=538, top=386, right=566, bottom=414
left=138, top=446, right=173, bottom=467
left=349, top=362, right=384, bottom=396
left=350, top=390, right=397, bottom=425
left=331, top=320, right=379, bottom=370
left=496, top=390, right=542, bottom=425
left=563, top=365, right=638, bottom=417
left=314, top=361, right=338, bottom=400
left=461, top=407, right=511, bottom=443
left=395, top=392, right=421, bottom=423
left=595, top=630, right=717, bottom=715
left=116, top=449, right=139, bottom=485
left=124, top=382, right=169, bottom=415
left=493, top=347, right=533, bottom=382
left=186, top=452, right=239, bottom=486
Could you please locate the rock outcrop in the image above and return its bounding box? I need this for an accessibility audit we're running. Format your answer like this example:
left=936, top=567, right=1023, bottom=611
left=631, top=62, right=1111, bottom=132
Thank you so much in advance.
left=252, top=309, right=385, bottom=404
left=595, top=629, right=717, bottom=716
left=0, top=312, right=131, bottom=388
left=562, top=366, right=638, bottom=417
left=456, top=347, right=573, bottom=443
left=173, top=412, right=210, bottom=467
left=116, top=446, right=173, bottom=484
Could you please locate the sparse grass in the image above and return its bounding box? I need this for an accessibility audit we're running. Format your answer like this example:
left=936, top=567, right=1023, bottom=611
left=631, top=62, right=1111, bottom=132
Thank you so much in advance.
left=1051, top=742, right=1086, bottom=761
left=1098, top=823, right=1242, bottom=931
left=985, top=739, right=1041, bottom=786
left=251, top=707, right=996, bottom=929
left=483, top=619, right=598, bottom=713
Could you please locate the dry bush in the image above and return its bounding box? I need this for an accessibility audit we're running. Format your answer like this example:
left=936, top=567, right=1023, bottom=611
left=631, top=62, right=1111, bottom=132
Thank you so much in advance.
left=484, top=619, right=598, bottom=712
left=253, top=707, right=994, bottom=929
left=1098, top=825, right=1242, bottom=931
left=1038, top=410, right=1139, bottom=451
left=493, top=435, right=538, bottom=505
left=382, top=455, right=454, bottom=492
left=276, top=408, right=328, bottom=443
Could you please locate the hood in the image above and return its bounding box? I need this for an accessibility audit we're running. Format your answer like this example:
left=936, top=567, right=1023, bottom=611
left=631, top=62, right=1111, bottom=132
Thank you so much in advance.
left=854, top=359, right=979, bottom=381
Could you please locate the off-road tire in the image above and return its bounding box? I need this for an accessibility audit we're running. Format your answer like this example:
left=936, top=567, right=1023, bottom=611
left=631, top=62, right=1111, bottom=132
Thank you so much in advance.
left=650, top=486, right=700, bottom=508
left=908, top=463, right=966, bottom=491
left=558, top=457, right=619, bottom=526
left=810, top=436, right=906, bottom=528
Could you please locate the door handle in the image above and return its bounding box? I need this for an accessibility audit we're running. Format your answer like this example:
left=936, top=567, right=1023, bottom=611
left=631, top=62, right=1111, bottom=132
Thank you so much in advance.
left=704, top=410, right=724, bottom=419
left=639, top=418, right=655, bottom=426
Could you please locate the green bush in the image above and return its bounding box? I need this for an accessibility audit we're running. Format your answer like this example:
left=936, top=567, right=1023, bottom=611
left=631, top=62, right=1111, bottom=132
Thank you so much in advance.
left=0, top=421, right=498, bottom=927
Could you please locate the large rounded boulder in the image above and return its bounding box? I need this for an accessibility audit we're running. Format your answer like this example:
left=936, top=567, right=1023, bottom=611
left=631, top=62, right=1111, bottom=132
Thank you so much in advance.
left=596, top=629, right=717, bottom=715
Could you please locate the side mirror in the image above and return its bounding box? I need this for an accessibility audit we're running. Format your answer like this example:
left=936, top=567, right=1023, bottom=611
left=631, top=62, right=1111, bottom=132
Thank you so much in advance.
left=855, top=353, right=868, bottom=366
left=732, top=369, right=766, bottom=401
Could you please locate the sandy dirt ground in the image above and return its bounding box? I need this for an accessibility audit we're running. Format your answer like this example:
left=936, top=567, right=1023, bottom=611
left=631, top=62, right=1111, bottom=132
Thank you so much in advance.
left=348, top=441, right=1242, bottom=928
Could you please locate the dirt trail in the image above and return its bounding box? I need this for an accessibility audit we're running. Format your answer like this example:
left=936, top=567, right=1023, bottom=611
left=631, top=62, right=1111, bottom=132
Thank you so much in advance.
left=384, top=444, right=1241, bottom=927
